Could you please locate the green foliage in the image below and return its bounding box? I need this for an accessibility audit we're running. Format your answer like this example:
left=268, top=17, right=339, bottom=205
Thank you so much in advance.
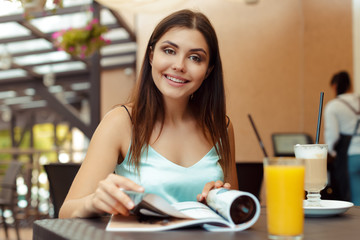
left=52, top=18, right=110, bottom=58
left=0, top=123, right=71, bottom=162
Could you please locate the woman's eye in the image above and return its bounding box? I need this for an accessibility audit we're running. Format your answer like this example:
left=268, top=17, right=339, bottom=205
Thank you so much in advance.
left=164, top=48, right=175, bottom=55
left=189, top=55, right=201, bottom=63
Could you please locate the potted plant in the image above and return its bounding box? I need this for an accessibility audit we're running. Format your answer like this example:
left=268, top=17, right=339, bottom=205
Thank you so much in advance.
left=52, top=18, right=111, bottom=59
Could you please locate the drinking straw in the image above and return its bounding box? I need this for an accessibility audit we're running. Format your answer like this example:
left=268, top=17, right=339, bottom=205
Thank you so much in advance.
left=315, top=92, right=324, bottom=144
left=248, top=114, right=269, bottom=158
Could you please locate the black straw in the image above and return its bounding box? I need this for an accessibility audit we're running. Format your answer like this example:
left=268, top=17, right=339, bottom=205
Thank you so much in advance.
left=248, top=114, right=269, bottom=158
left=315, top=92, right=324, bottom=144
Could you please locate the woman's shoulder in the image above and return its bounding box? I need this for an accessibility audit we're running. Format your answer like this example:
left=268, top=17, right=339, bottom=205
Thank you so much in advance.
left=92, top=105, right=133, bottom=156
left=98, top=104, right=133, bottom=134
left=105, top=104, right=133, bottom=123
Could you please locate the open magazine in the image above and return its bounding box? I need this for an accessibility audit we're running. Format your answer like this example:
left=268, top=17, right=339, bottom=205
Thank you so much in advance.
left=106, top=188, right=261, bottom=232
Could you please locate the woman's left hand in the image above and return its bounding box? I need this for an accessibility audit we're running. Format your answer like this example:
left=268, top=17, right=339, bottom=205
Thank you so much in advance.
left=197, top=180, right=231, bottom=203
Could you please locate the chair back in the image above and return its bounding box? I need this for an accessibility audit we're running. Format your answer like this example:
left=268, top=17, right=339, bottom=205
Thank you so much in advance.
left=272, top=133, right=313, bottom=157
left=236, top=162, right=263, bottom=201
left=44, top=163, right=80, bottom=218
left=0, top=161, right=22, bottom=204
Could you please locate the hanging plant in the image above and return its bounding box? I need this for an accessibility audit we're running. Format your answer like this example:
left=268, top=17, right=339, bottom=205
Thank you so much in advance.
left=21, top=0, right=47, bottom=12
left=52, top=18, right=111, bottom=59
left=7, top=0, right=63, bottom=19
left=20, top=0, right=62, bottom=10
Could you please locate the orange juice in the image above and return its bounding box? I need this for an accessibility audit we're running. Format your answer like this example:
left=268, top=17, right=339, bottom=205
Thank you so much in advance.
left=265, top=163, right=305, bottom=237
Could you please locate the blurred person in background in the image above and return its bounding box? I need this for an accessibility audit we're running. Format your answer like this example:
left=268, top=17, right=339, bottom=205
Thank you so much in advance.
left=324, top=71, right=360, bottom=205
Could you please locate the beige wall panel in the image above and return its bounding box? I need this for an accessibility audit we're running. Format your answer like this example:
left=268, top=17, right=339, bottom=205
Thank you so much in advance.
left=208, top=0, right=304, bottom=162
left=101, top=68, right=136, bottom=118
left=302, top=0, right=353, bottom=143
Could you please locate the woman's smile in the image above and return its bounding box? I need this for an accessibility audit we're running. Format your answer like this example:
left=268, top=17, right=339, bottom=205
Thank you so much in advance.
left=164, top=74, right=189, bottom=85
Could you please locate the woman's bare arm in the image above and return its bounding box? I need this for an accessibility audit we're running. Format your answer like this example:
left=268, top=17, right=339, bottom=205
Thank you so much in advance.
left=59, top=107, right=143, bottom=218
left=227, top=120, right=238, bottom=190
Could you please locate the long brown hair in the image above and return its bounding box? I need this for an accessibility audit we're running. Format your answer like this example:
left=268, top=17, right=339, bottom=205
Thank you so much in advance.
left=128, top=9, right=231, bottom=179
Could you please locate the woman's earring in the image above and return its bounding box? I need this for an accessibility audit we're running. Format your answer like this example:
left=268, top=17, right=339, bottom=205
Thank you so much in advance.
left=149, top=46, right=153, bottom=65
left=190, top=94, right=194, bottom=100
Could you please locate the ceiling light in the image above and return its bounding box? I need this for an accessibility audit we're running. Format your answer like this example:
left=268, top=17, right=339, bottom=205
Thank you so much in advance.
left=0, top=69, right=27, bottom=80
left=19, top=100, right=47, bottom=109
left=0, top=90, right=16, bottom=99
left=43, top=72, right=56, bottom=87
left=63, top=91, right=77, bottom=98
left=24, top=88, right=36, bottom=96
left=49, top=85, right=63, bottom=93
left=1, top=106, right=12, bottom=122
left=71, top=82, right=91, bottom=91
left=34, top=61, right=86, bottom=74
left=0, top=49, right=12, bottom=70
left=101, top=55, right=135, bottom=67
left=4, top=96, right=33, bottom=105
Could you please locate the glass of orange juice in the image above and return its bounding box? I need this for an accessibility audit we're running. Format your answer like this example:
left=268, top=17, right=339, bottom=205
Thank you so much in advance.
left=264, top=157, right=305, bottom=240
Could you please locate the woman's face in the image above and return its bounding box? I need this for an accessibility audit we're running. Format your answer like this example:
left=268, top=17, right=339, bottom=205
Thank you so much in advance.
left=150, top=27, right=211, bottom=101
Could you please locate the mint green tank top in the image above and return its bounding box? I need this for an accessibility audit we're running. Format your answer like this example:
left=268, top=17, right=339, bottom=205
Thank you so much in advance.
left=115, top=145, right=224, bottom=204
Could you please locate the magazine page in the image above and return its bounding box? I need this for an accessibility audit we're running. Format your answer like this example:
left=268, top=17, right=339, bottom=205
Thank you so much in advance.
left=106, top=214, right=231, bottom=232
left=123, top=190, right=188, bottom=218
left=171, top=201, right=225, bottom=220
left=138, top=193, right=189, bottom=218
left=204, top=188, right=261, bottom=231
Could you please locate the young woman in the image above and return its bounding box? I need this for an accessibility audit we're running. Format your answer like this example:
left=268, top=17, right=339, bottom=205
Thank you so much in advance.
left=59, top=9, right=238, bottom=218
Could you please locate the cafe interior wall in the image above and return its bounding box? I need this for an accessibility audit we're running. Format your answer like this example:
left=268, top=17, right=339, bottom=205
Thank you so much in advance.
left=100, top=68, right=136, bottom=117
left=99, top=0, right=353, bottom=162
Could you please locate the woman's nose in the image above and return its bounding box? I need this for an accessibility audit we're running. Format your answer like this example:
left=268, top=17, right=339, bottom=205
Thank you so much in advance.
left=172, top=57, right=186, bottom=72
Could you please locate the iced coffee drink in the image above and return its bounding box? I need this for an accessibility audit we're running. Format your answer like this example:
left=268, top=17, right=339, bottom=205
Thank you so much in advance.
left=294, top=144, right=328, bottom=207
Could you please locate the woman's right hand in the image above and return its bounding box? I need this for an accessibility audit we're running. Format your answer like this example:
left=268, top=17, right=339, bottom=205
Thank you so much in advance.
left=197, top=180, right=231, bottom=203
left=87, top=173, right=144, bottom=216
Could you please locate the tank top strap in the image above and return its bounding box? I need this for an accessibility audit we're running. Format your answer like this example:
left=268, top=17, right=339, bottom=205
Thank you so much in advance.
left=121, top=105, right=133, bottom=123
